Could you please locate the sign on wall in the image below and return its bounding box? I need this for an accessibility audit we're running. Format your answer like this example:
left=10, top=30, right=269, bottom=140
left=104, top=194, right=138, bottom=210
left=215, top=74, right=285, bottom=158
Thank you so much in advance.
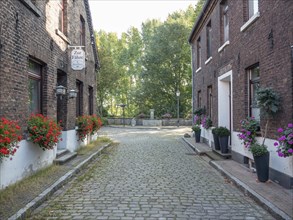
left=71, top=49, right=85, bottom=70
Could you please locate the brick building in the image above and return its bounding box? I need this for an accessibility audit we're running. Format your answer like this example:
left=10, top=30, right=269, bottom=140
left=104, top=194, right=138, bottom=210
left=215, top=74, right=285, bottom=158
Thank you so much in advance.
left=188, top=0, right=292, bottom=188
left=0, top=0, right=99, bottom=188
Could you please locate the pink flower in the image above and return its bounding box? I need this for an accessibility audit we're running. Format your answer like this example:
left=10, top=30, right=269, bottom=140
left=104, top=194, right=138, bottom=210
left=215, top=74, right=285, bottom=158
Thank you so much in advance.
left=274, top=142, right=279, bottom=146
left=278, top=136, right=286, bottom=141
left=288, top=123, right=293, bottom=128
left=277, top=128, right=283, bottom=133
left=288, top=149, right=293, bottom=153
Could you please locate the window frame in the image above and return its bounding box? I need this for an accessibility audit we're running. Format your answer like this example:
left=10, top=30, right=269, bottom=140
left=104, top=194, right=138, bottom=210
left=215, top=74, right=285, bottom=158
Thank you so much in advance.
left=206, top=21, right=212, bottom=59
left=28, top=59, right=42, bottom=114
left=58, top=0, right=64, bottom=33
left=248, top=64, right=260, bottom=121
left=196, top=37, right=201, bottom=69
left=80, top=15, right=86, bottom=46
left=76, top=80, right=83, bottom=117
left=88, top=86, right=93, bottom=115
left=220, top=0, right=229, bottom=45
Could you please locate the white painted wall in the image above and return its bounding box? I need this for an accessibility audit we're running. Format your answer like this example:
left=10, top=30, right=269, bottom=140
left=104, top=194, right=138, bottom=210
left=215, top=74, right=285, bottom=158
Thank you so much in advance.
left=200, top=125, right=213, bottom=148
left=0, top=140, right=57, bottom=189
left=232, top=132, right=293, bottom=177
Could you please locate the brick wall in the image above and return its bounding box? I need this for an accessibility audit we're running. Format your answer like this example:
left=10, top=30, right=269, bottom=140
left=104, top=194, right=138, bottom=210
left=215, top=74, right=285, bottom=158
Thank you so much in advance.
left=190, top=0, right=293, bottom=138
left=0, top=0, right=98, bottom=131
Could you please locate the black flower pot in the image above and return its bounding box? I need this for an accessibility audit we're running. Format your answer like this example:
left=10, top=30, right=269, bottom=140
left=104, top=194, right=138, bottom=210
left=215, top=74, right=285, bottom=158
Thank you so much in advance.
left=253, top=152, right=270, bottom=182
left=219, top=136, right=229, bottom=153
left=213, top=133, right=220, bottom=150
left=195, top=130, right=201, bottom=143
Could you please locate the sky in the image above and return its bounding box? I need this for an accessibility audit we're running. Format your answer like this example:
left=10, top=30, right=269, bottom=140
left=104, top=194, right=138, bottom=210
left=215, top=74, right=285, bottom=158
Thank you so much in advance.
left=88, top=0, right=199, bottom=36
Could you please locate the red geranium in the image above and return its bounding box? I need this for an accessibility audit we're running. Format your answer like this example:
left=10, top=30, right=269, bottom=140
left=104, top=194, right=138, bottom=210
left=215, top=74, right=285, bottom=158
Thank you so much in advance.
left=0, top=118, right=22, bottom=160
left=27, top=114, right=62, bottom=150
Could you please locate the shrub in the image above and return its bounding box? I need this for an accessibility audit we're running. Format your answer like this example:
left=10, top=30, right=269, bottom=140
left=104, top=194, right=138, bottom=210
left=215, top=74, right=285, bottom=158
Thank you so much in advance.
left=201, top=116, right=212, bottom=129
left=0, top=118, right=22, bottom=160
left=76, top=115, right=103, bottom=142
left=274, top=123, right=293, bottom=158
left=192, top=125, right=201, bottom=132
left=162, top=113, right=172, bottom=119
left=250, top=143, right=268, bottom=157
left=217, top=126, right=230, bottom=137
left=27, top=114, right=62, bottom=150
left=237, top=117, right=259, bottom=148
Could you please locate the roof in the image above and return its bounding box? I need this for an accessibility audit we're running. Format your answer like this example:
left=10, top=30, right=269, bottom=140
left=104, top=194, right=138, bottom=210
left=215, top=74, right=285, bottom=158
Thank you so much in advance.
left=84, top=0, right=100, bottom=70
left=188, top=0, right=213, bottom=43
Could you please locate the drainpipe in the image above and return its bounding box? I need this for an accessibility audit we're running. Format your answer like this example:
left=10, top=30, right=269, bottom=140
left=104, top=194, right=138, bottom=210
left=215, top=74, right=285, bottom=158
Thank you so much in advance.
left=291, top=45, right=293, bottom=120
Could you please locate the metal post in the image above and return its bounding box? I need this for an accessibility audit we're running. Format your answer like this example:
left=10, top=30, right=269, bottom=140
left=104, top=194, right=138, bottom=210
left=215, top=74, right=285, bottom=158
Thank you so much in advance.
left=123, top=106, right=125, bottom=127
left=177, top=95, right=179, bottom=127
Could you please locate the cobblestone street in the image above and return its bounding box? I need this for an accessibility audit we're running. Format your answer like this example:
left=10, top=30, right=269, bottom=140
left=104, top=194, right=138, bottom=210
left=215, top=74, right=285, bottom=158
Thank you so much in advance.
left=31, top=127, right=275, bottom=219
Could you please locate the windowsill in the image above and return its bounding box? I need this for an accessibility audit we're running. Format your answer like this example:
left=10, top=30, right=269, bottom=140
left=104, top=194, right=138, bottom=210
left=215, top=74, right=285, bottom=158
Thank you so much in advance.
left=240, top=11, right=260, bottom=32
left=55, top=29, right=71, bottom=44
left=218, top=41, right=230, bottom=53
left=195, top=67, right=202, bottom=73
left=205, top=57, right=212, bottom=65
left=19, top=0, right=42, bottom=17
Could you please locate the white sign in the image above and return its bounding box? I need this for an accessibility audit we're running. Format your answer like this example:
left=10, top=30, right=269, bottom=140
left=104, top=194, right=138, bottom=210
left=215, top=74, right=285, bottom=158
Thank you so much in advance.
left=71, top=49, right=85, bottom=70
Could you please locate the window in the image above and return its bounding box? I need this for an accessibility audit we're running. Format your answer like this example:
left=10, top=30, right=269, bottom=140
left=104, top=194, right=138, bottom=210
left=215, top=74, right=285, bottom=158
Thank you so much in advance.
left=197, top=90, right=202, bottom=108
left=248, top=0, right=258, bottom=19
left=196, top=37, right=201, bottom=69
left=28, top=59, right=42, bottom=114
left=76, top=80, right=83, bottom=117
left=80, top=16, right=85, bottom=46
left=206, top=21, right=212, bottom=59
left=248, top=64, right=260, bottom=121
left=207, top=86, right=213, bottom=117
left=88, top=86, right=93, bottom=115
left=220, top=0, right=229, bottom=44
left=58, top=0, right=64, bottom=32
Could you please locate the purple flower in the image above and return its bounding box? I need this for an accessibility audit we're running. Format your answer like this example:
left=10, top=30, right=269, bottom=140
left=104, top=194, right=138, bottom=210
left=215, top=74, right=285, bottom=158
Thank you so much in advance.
left=278, top=136, right=286, bottom=141
left=274, top=142, right=279, bottom=146
left=246, top=131, right=251, bottom=136
left=277, top=128, right=283, bottom=133
left=288, top=123, right=293, bottom=128
left=288, top=149, right=293, bottom=153
left=278, top=152, right=284, bottom=157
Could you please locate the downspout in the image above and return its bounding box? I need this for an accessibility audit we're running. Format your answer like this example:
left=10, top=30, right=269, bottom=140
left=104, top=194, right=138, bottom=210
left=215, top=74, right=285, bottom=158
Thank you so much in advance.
left=291, top=45, right=293, bottom=120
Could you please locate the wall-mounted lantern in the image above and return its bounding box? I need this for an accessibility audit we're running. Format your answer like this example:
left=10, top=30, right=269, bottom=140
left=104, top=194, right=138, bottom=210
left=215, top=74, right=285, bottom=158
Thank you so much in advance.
left=55, top=85, right=66, bottom=98
left=68, top=89, right=78, bottom=99
left=55, top=85, right=77, bottom=100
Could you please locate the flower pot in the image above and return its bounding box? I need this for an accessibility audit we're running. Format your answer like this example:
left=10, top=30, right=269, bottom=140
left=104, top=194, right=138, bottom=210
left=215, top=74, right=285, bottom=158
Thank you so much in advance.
left=195, top=130, right=201, bottom=143
left=219, top=136, right=229, bottom=153
left=212, top=133, right=220, bottom=150
left=253, top=152, right=270, bottom=182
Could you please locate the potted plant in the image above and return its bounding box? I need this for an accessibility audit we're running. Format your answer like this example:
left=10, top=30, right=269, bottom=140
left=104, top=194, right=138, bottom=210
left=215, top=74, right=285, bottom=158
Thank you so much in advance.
left=251, top=87, right=280, bottom=182
left=250, top=143, right=270, bottom=182
left=192, top=125, right=201, bottom=143
left=212, top=127, right=220, bottom=150
left=217, top=126, right=230, bottom=153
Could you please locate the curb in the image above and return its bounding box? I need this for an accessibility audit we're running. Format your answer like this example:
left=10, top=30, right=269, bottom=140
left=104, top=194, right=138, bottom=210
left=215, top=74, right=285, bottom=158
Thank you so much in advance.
left=209, top=161, right=291, bottom=220
left=8, top=143, right=111, bottom=220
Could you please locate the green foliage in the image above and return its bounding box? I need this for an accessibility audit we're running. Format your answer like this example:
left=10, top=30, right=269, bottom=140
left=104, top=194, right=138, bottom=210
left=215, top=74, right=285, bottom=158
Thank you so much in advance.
left=249, top=143, right=268, bottom=157
left=193, top=107, right=206, bottom=116
left=192, top=125, right=201, bottom=132
left=256, top=87, right=281, bottom=117
left=216, top=127, right=230, bottom=137
left=96, top=2, right=204, bottom=118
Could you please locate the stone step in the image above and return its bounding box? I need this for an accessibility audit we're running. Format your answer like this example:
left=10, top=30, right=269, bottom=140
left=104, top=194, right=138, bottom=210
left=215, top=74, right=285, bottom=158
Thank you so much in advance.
left=54, top=152, right=77, bottom=165
left=56, top=149, right=69, bottom=158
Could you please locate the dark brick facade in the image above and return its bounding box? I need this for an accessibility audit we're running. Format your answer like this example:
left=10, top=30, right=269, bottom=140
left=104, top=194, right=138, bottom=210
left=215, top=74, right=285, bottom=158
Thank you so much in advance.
left=189, top=0, right=293, bottom=138
left=0, top=0, right=99, bottom=131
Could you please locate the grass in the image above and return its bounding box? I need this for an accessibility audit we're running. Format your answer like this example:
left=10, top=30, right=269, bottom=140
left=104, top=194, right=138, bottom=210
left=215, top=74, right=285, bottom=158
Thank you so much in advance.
left=76, top=136, right=112, bottom=155
left=0, top=164, right=65, bottom=219
left=0, top=136, right=112, bottom=219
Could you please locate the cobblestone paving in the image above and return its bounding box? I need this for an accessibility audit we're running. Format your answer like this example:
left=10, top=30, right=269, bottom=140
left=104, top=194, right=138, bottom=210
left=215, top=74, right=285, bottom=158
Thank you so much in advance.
left=31, top=127, right=275, bottom=219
